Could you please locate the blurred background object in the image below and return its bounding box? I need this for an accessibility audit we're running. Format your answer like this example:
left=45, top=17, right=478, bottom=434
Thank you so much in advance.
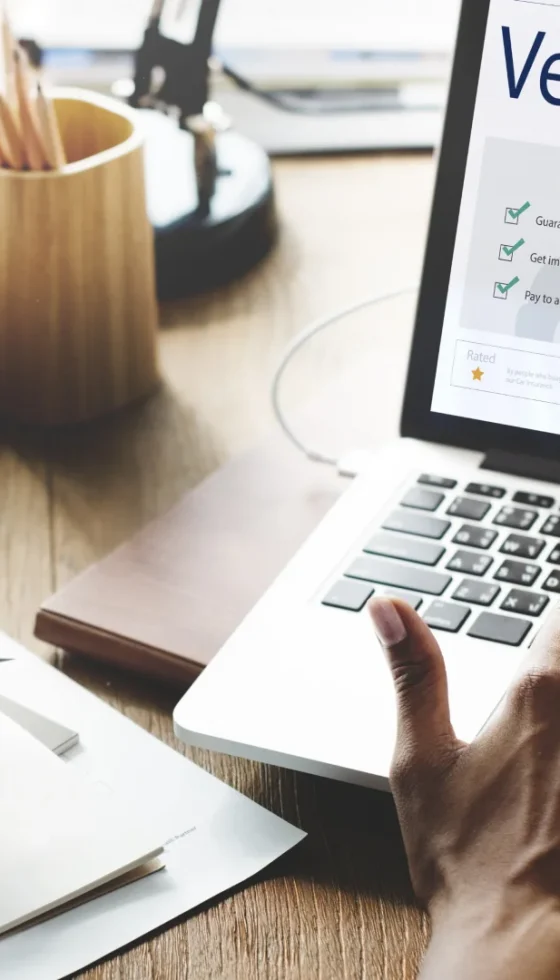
left=128, top=0, right=277, bottom=298
left=10, top=0, right=460, bottom=154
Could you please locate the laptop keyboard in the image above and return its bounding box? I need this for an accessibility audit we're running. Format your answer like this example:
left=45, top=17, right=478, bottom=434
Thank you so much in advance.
left=321, top=472, right=560, bottom=647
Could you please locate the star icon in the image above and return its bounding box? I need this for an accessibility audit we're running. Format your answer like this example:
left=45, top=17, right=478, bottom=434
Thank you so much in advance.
left=472, top=368, right=484, bottom=382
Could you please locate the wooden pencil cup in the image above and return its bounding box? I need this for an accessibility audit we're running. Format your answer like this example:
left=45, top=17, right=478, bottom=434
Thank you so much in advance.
left=0, top=89, right=159, bottom=426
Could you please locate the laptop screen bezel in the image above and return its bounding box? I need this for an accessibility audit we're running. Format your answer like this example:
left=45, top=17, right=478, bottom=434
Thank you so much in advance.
left=400, top=0, right=560, bottom=460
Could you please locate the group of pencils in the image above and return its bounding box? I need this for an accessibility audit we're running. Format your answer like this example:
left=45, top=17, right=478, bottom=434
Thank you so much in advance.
left=0, top=5, right=66, bottom=171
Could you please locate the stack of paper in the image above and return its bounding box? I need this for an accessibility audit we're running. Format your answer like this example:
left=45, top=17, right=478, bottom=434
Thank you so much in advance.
left=0, top=711, right=164, bottom=936
left=0, top=638, right=305, bottom=980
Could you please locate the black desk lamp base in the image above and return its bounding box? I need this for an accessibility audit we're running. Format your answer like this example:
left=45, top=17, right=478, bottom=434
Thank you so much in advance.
left=140, top=111, right=277, bottom=299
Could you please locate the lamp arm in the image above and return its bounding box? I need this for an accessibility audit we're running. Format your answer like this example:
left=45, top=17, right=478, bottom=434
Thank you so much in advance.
left=131, top=0, right=223, bottom=121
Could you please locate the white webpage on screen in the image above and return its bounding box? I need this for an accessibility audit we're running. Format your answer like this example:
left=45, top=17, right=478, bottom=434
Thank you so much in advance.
left=432, top=0, right=560, bottom=436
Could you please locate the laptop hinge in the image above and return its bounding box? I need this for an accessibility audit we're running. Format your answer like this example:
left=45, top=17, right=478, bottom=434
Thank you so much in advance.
left=481, top=450, right=560, bottom=486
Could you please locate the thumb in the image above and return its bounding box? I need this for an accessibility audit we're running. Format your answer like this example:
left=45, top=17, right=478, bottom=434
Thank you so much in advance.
left=369, top=597, right=457, bottom=761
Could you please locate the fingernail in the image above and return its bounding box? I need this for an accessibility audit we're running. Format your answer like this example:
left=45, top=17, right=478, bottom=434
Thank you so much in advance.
left=369, top=598, right=407, bottom=647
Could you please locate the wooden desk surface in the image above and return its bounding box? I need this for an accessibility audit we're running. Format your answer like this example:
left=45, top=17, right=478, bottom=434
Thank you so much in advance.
left=1, top=152, right=435, bottom=980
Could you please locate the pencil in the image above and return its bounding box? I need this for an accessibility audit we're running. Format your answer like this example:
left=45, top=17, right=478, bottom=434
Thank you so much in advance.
left=0, top=91, right=24, bottom=168
left=13, top=47, right=48, bottom=170
left=36, top=82, right=66, bottom=169
left=0, top=5, right=16, bottom=104
left=0, top=113, right=9, bottom=166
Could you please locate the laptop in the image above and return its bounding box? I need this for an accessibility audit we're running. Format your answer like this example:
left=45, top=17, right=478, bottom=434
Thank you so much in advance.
left=174, top=0, right=560, bottom=789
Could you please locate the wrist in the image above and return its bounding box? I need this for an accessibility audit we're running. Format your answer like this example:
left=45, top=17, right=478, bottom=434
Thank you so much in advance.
left=420, top=891, right=560, bottom=980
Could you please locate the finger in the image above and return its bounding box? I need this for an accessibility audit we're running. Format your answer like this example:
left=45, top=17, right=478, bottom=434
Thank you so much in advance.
left=478, top=604, right=560, bottom=747
left=369, top=597, right=457, bottom=759
left=523, top=602, right=560, bottom=673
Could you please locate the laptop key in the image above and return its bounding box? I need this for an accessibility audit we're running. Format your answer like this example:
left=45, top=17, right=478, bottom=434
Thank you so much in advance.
left=468, top=613, right=532, bottom=647
left=447, top=497, right=491, bottom=521
left=452, top=579, right=500, bottom=607
left=452, top=525, right=498, bottom=550
left=500, top=590, right=549, bottom=617
left=494, top=560, right=541, bottom=587
left=418, top=474, right=457, bottom=489
left=548, top=546, right=560, bottom=565
left=424, top=600, right=471, bottom=633
left=465, top=482, right=506, bottom=499
left=401, top=487, right=445, bottom=512
left=382, top=510, right=451, bottom=540
left=322, top=580, right=374, bottom=612
left=494, top=507, right=538, bottom=531
left=383, top=590, right=423, bottom=611
left=543, top=572, right=560, bottom=594
left=541, top=515, right=560, bottom=538
left=364, top=533, right=444, bottom=566
left=345, top=557, right=451, bottom=595
left=499, top=534, right=546, bottom=560
left=446, top=551, right=493, bottom=576
left=513, top=491, right=555, bottom=509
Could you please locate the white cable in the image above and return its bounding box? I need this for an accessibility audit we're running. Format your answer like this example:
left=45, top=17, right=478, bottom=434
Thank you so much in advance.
left=271, top=285, right=419, bottom=467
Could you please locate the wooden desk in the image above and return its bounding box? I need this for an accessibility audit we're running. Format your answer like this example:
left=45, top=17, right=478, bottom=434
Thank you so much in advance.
left=1, top=152, right=434, bottom=980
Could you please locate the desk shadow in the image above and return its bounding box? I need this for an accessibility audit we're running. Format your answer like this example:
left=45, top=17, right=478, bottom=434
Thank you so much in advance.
left=58, top=652, right=183, bottom=713
left=157, top=224, right=301, bottom=333
left=186, top=756, right=416, bottom=907
left=0, top=381, right=222, bottom=482
left=0, top=383, right=225, bottom=563
left=275, top=771, right=416, bottom=906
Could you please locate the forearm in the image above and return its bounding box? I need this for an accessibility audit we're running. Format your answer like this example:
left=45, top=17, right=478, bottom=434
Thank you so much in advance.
left=419, top=897, right=560, bottom=980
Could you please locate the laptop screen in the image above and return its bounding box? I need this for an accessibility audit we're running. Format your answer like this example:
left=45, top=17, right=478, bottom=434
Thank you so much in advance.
left=431, top=0, right=560, bottom=438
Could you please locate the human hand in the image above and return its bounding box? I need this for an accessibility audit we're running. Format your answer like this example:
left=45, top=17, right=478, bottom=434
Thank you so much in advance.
left=369, top=597, right=560, bottom=980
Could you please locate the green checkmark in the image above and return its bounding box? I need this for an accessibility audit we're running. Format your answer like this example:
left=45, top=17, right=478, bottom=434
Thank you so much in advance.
left=502, top=238, right=525, bottom=257
left=497, top=277, right=520, bottom=295
left=508, top=201, right=531, bottom=220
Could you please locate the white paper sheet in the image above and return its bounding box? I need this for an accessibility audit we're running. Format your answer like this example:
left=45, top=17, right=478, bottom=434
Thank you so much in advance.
left=0, top=634, right=306, bottom=980
left=0, top=693, right=79, bottom=754
left=0, top=712, right=163, bottom=936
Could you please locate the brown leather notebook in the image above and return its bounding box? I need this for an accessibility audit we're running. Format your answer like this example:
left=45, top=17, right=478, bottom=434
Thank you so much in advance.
left=35, top=435, right=345, bottom=685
